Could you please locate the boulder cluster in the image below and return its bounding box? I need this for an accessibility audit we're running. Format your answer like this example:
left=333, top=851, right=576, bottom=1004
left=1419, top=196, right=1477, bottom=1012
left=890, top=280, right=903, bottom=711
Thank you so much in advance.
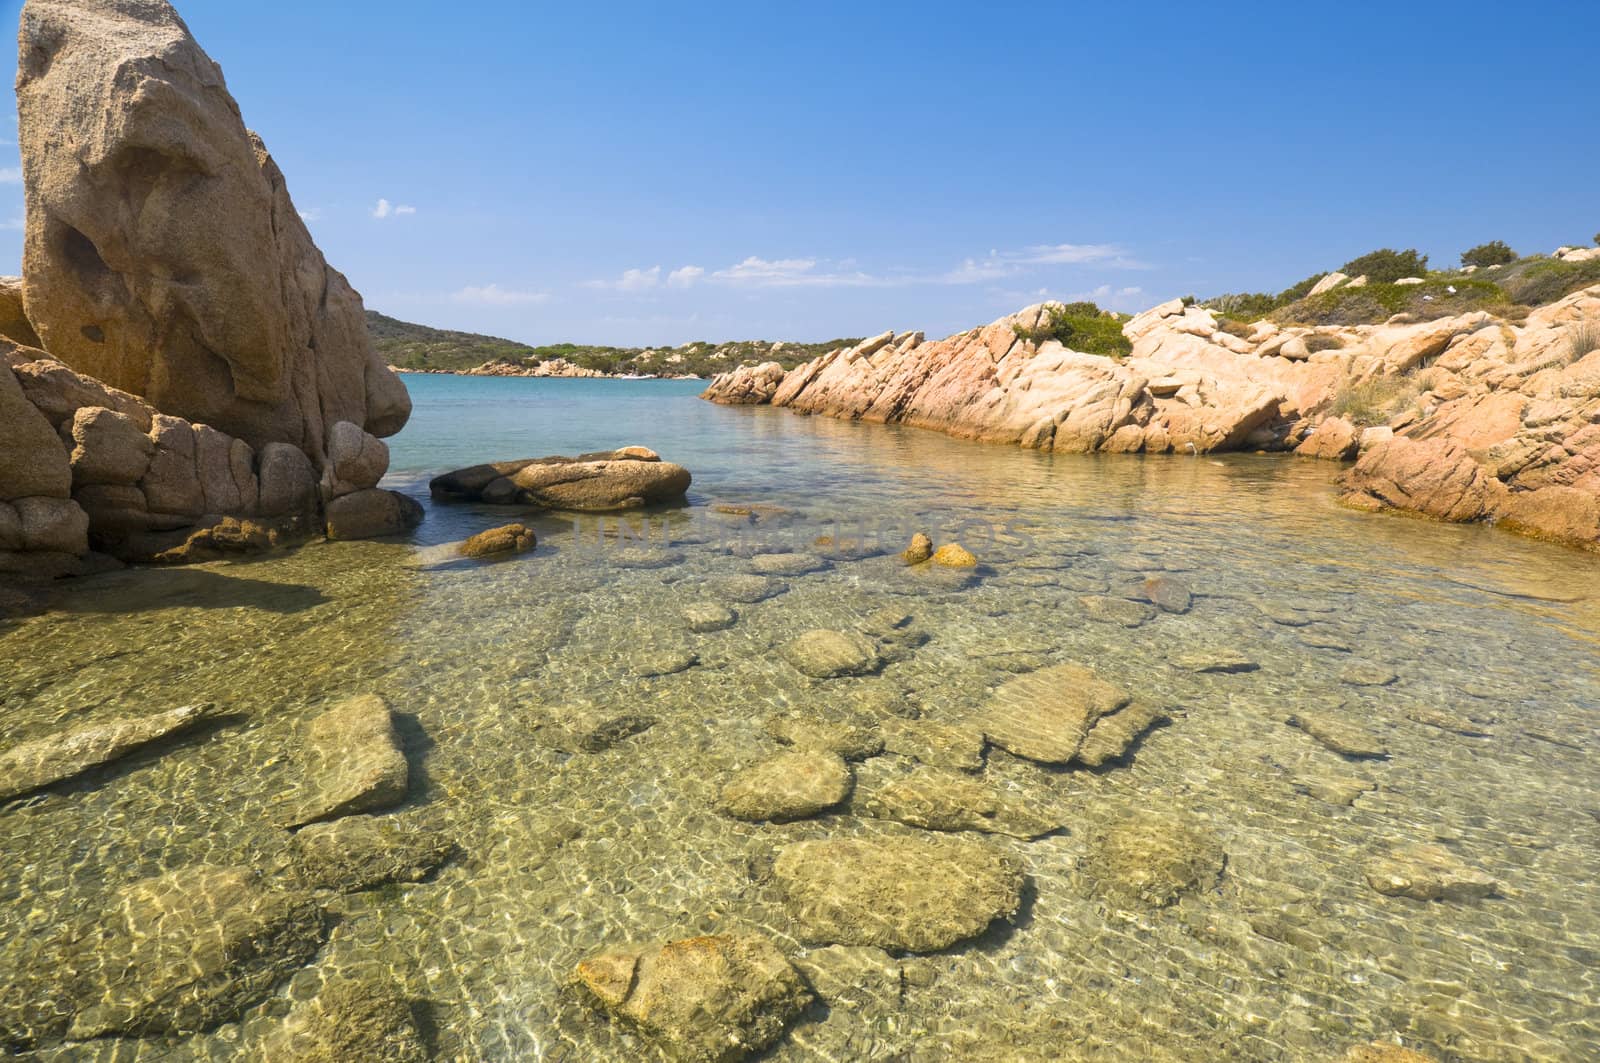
left=1, top=0, right=418, bottom=578
left=705, top=282, right=1600, bottom=551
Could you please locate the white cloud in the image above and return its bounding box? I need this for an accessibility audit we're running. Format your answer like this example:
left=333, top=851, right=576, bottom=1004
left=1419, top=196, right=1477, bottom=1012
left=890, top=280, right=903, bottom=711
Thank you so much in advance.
left=298, top=207, right=322, bottom=222
left=371, top=198, right=416, bottom=220
left=452, top=283, right=549, bottom=306
left=711, top=256, right=886, bottom=289
left=616, top=266, right=660, bottom=291
left=667, top=265, right=704, bottom=288
left=0, top=167, right=21, bottom=184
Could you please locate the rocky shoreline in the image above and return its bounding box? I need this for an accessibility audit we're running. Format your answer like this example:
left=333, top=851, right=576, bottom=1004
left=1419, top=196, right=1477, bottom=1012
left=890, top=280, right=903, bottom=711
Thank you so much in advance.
left=704, top=278, right=1600, bottom=552
left=392, top=361, right=703, bottom=380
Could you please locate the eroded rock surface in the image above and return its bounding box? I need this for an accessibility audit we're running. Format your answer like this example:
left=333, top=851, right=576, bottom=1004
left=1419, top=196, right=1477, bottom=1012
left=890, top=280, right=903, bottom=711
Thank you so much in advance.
left=780, top=628, right=883, bottom=679
left=1088, top=810, right=1226, bottom=907
left=860, top=767, right=1061, bottom=839
left=260, top=973, right=431, bottom=1063
left=16, top=0, right=409, bottom=454
left=290, top=815, right=458, bottom=894
left=1364, top=844, right=1500, bottom=902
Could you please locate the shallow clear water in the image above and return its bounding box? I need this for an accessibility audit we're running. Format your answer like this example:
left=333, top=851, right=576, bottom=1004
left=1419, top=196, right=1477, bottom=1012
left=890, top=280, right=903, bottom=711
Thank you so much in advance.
left=3, top=375, right=1599, bottom=1061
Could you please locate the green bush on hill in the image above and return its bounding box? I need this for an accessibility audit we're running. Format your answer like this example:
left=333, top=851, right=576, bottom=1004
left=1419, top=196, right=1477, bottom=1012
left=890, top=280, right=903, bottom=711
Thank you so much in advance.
left=1339, top=248, right=1429, bottom=284
left=1281, top=278, right=1506, bottom=326
left=1460, top=241, right=1516, bottom=268
left=1012, top=302, right=1132, bottom=359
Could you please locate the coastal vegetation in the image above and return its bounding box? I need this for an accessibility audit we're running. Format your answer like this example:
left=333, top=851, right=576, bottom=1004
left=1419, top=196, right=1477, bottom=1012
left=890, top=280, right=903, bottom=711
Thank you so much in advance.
left=1204, top=245, right=1600, bottom=327
left=368, top=310, right=858, bottom=377
left=1011, top=301, right=1133, bottom=358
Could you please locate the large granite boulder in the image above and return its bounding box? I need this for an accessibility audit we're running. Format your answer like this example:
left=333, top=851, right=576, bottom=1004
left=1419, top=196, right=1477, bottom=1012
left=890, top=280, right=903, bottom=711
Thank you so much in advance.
left=429, top=447, right=690, bottom=511
left=15, top=0, right=409, bottom=461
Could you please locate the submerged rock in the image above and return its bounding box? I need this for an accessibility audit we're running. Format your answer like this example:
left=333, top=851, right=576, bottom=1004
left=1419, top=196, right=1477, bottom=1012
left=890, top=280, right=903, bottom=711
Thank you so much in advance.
left=709, top=574, right=787, bottom=603
left=429, top=448, right=690, bottom=511
left=763, top=711, right=883, bottom=760
left=1340, top=663, right=1398, bottom=687
left=324, top=489, right=424, bottom=541
left=881, top=717, right=987, bottom=772
left=718, top=750, right=852, bottom=822
left=0, top=701, right=219, bottom=801
left=261, top=973, right=430, bottom=1062
left=780, top=628, right=882, bottom=678
left=1079, top=595, right=1157, bottom=628
left=632, top=647, right=699, bottom=678
left=1141, top=575, right=1193, bottom=614
left=861, top=768, right=1061, bottom=839
left=1364, top=844, right=1500, bottom=902
left=681, top=602, right=737, bottom=633
left=773, top=835, right=1024, bottom=952
left=534, top=702, right=656, bottom=753
left=288, top=694, right=410, bottom=828
left=1075, top=703, right=1169, bottom=767
left=573, top=933, right=811, bottom=1063
left=1088, top=810, right=1226, bottom=907
left=1171, top=649, right=1259, bottom=674
left=290, top=814, right=458, bottom=893
left=1405, top=706, right=1492, bottom=737
left=1339, top=1040, right=1440, bottom=1063
left=460, top=522, right=536, bottom=558
left=979, top=664, right=1131, bottom=765
left=1293, top=773, right=1375, bottom=806
left=1286, top=711, right=1389, bottom=759
left=750, top=551, right=828, bottom=576
left=70, top=865, right=326, bottom=1039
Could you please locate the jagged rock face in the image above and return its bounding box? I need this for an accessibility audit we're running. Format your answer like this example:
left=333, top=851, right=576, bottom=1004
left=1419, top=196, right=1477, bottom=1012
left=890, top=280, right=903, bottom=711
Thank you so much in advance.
left=15, top=0, right=410, bottom=460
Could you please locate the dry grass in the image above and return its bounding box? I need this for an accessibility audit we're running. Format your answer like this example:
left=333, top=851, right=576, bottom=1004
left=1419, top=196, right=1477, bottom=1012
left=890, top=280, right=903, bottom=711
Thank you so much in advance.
left=1568, top=322, right=1600, bottom=363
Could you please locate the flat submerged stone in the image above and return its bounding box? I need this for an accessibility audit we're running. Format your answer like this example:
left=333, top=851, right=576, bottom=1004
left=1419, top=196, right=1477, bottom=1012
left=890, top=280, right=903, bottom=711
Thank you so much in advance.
left=861, top=767, right=1061, bottom=839
left=780, top=628, right=882, bottom=679
left=979, top=664, right=1131, bottom=765
left=773, top=835, right=1024, bottom=952
left=718, top=750, right=852, bottom=822
left=0, top=701, right=220, bottom=801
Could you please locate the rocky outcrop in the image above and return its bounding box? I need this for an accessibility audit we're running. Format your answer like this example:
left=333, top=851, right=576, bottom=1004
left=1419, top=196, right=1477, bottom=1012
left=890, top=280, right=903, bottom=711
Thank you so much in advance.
left=0, top=1, right=420, bottom=575
left=705, top=281, right=1600, bottom=550
left=16, top=0, right=409, bottom=456
left=700, top=360, right=786, bottom=404
left=429, top=447, right=691, bottom=511
left=573, top=933, right=812, bottom=1063
left=0, top=701, right=219, bottom=800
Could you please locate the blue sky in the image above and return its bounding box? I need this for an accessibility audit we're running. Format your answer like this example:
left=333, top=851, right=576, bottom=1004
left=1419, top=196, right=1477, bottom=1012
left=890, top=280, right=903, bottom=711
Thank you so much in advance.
left=0, top=0, right=1596, bottom=346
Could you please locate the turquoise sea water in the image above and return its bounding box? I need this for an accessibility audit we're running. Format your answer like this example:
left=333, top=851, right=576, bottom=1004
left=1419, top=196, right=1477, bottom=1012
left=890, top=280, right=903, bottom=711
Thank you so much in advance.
left=3, top=375, right=1599, bottom=1061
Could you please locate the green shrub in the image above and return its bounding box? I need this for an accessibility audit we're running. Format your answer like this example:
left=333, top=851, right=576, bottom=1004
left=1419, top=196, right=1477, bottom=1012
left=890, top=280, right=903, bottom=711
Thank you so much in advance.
left=1215, top=317, right=1256, bottom=338
left=1460, top=241, right=1516, bottom=268
left=1594, top=232, right=1599, bottom=246
left=1013, top=302, right=1132, bottom=358
left=1339, top=248, right=1430, bottom=284
left=1278, top=278, right=1506, bottom=326
left=1278, top=273, right=1328, bottom=303
left=1205, top=292, right=1279, bottom=321
left=1304, top=334, right=1345, bottom=353
left=1497, top=258, right=1600, bottom=307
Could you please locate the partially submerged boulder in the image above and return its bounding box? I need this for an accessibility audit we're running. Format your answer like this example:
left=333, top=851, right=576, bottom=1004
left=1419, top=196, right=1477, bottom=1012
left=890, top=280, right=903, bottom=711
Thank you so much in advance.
left=0, top=701, right=220, bottom=801
left=573, top=933, right=811, bottom=1063
left=324, top=488, right=423, bottom=541
left=16, top=0, right=410, bottom=455
left=288, top=694, right=410, bottom=828
left=459, top=522, right=536, bottom=559
left=773, top=835, right=1024, bottom=952
left=429, top=448, right=690, bottom=511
